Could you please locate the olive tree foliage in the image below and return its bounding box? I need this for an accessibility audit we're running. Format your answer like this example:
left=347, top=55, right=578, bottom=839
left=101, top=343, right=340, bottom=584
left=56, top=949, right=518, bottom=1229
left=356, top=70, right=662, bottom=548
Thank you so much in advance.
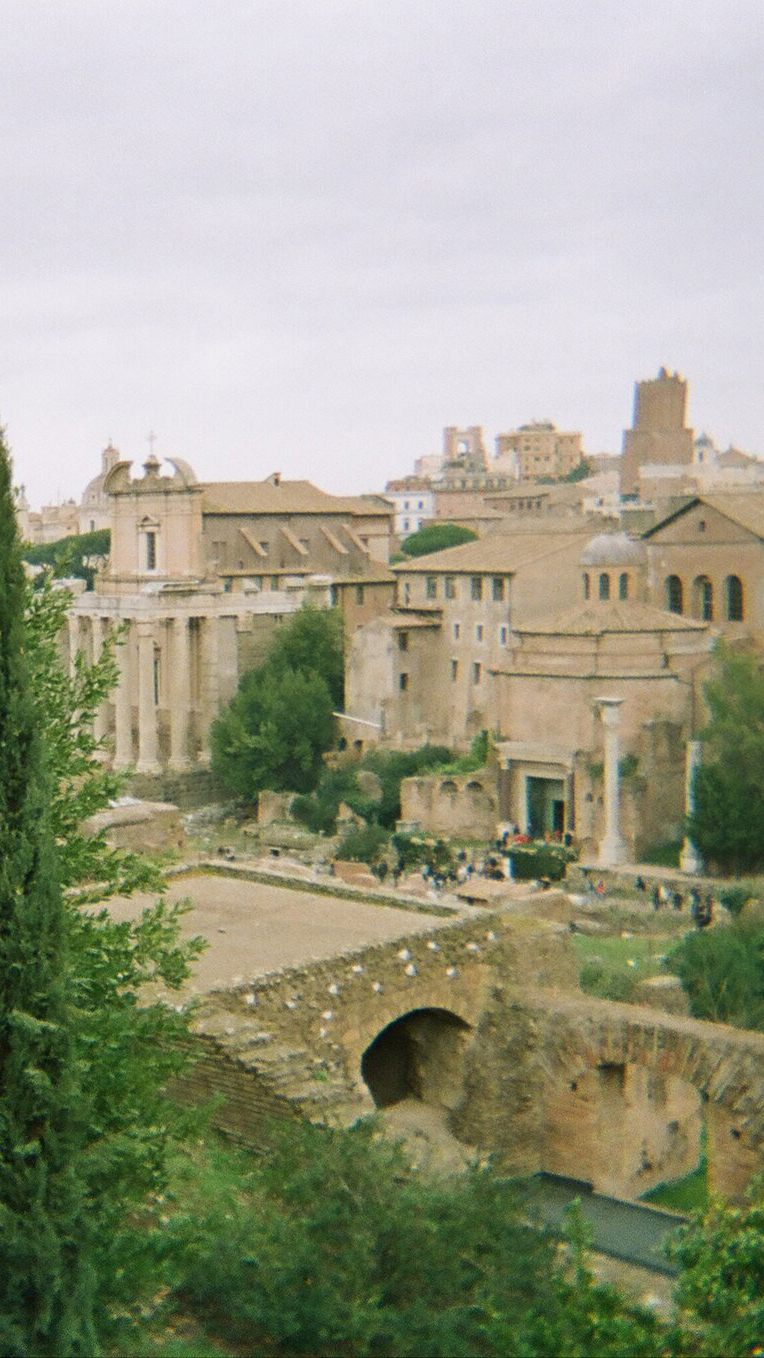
left=25, top=577, right=205, bottom=1332
left=688, top=644, right=764, bottom=874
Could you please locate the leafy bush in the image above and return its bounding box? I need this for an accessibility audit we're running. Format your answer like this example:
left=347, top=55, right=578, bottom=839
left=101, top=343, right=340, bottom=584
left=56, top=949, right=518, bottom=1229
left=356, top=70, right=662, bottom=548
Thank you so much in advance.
left=399, top=522, right=477, bottom=557
left=432, top=729, right=491, bottom=776
left=293, top=744, right=453, bottom=835
left=162, top=1123, right=662, bottom=1357
left=391, top=831, right=455, bottom=874
left=335, top=822, right=390, bottom=863
left=22, top=527, right=111, bottom=589
left=579, top=958, right=638, bottom=1003
left=509, top=843, right=576, bottom=881
left=666, top=917, right=764, bottom=1029
left=719, top=884, right=755, bottom=916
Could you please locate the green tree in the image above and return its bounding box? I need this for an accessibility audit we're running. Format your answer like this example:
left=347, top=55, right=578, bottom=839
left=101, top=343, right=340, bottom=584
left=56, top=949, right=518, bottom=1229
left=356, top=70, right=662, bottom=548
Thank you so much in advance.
left=211, top=663, right=335, bottom=798
left=668, top=1190, right=764, bottom=1356
left=22, top=528, right=110, bottom=591
left=399, top=521, right=477, bottom=557
left=689, top=644, right=764, bottom=873
left=667, top=917, right=764, bottom=1029
left=162, top=1121, right=662, bottom=1358
left=265, top=602, right=344, bottom=707
left=0, top=428, right=97, bottom=1355
left=23, top=578, right=205, bottom=1339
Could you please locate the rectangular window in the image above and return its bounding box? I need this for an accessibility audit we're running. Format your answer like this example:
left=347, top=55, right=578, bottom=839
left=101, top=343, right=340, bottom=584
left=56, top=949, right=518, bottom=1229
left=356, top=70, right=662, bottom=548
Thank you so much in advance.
left=271, top=575, right=279, bottom=590
left=445, top=576, right=456, bottom=599
left=450, top=659, right=458, bottom=680
left=499, top=625, right=508, bottom=645
left=472, top=661, right=482, bottom=684
left=492, top=576, right=506, bottom=601
left=403, top=583, right=411, bottom=605
left=355, top=584, right=365, bottom=604
left=426, top=576, right=437, bottom=600
left=470, top=576, right=483, bottom=601
left=398, top=632, right=409, bottom=652
left=145, top=531, right=156, bottom=571
left=453, top=623, right=461, bottom=640
left=476, top=624, right=484, bottom=642
left=399, top=672, right=409, bottom=691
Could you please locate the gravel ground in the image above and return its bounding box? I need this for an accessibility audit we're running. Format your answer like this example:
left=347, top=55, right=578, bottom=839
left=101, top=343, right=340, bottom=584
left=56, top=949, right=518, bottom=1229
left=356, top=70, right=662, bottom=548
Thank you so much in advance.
left=104, top=872, right=442, bottom=996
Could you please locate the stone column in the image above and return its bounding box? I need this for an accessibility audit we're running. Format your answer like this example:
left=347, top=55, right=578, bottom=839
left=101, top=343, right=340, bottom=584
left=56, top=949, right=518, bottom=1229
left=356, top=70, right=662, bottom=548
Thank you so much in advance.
left=680, top=739, right=703, bottom=873
left=198, top=614, right=220, bottom=764
left=169, top=616, right=191, bottom=771
left=91, top=617, right=108, bottom=747
left=136, top=620, right=160, bottom=774
left=596, top=697, right=627, bottom=867
left=67, top=614, right=80, bottom=676
left=113, top=623, right=133, bottom=770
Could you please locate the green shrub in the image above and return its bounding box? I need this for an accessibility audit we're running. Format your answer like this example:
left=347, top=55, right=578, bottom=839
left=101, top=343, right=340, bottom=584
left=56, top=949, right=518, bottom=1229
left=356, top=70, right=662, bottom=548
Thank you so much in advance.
left=391, top=831, right=455, bottom=874
left=509, top=843, right=576, bottom=881
left=398, top=522, right=477, bottom=558
left=719, top=884, right=755, bottom=916
left=579, top=959, right=638, bottom=1003
left=335, top=823, right=390, bottom=863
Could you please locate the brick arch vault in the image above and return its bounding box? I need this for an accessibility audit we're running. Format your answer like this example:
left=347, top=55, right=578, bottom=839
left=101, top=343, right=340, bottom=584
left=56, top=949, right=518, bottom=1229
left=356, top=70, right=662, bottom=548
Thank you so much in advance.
left=523, top=992, right=764, bottom=1202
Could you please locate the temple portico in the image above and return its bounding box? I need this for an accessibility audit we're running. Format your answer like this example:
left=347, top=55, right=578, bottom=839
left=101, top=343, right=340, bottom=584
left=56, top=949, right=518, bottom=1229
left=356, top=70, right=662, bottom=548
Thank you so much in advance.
left=67, top=589, right=319, bottom=774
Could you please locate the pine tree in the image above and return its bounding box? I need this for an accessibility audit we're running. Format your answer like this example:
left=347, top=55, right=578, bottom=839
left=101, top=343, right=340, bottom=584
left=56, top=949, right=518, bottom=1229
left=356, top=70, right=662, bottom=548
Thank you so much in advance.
left=0, top=427, right=96, bottom=1355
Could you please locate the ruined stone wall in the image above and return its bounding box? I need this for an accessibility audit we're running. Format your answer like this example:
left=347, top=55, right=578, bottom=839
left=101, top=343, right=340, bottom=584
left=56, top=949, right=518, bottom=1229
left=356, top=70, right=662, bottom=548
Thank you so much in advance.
left=399, top=766, right=498, bottom=837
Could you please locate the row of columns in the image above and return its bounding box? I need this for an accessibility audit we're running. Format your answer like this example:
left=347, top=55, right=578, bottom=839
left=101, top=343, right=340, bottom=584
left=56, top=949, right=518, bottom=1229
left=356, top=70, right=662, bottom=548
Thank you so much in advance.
left=69, top=612, right=220, bottom=774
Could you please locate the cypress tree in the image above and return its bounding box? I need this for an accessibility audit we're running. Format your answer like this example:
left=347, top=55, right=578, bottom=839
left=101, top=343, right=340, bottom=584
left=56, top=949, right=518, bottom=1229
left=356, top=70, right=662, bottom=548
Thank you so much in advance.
left=0, top=427, right=96, bottom=1355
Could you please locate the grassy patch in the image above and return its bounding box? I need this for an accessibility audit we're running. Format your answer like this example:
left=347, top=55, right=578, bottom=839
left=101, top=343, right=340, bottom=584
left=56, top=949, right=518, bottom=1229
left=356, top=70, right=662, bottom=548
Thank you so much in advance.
left=641, top=1157, right=708, bottom=1214
left=572, top=932, right=675, bottom=1003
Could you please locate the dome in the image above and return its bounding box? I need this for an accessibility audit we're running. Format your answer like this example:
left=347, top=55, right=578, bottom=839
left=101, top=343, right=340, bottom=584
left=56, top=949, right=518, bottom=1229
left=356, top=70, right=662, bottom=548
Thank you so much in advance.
left=580, top=531, right=646, bottom=569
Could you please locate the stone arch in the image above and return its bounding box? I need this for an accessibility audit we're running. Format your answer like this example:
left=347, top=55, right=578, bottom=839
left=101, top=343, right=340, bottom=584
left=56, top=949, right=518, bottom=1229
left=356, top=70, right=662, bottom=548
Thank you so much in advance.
left=360, top=1007, right=473, bottom=1112
left=439, top=779, right=458, bottom=798
left=538, top=1004, right=764, bottom=1201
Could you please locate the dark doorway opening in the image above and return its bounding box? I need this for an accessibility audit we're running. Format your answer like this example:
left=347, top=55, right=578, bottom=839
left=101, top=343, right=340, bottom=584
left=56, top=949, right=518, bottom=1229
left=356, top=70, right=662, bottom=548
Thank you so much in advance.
left=361, top=1008, right=472, bottom=1110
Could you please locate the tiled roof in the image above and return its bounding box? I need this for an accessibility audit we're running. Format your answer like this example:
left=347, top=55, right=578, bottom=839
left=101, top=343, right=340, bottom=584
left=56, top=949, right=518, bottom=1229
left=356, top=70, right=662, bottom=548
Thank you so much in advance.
left=392, top=529, right=591, bottom=574
left=512, top=600, right=709, bottom=636
left=201, top=480, right=391, bottom=517
left=644, top=493, right=764, bottom=541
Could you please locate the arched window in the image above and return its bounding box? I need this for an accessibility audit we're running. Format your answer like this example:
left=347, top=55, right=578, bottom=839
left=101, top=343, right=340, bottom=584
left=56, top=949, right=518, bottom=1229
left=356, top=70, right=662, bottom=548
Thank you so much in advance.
left=666, top=575, right=683, bottom=614
left=619, top=572, right=629, bottom=600
left=583, top=572, right=590, bottom=600
left=726, top=575, right=744, bottom=621
left=598, top=572, right=610, bottom=601
left=693, top=575, right=713, bottom=622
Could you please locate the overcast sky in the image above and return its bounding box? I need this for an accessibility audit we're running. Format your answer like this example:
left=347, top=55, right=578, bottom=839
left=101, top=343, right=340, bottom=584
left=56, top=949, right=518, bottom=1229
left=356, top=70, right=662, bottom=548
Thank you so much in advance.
left=2, top=0, right=762, bottom=506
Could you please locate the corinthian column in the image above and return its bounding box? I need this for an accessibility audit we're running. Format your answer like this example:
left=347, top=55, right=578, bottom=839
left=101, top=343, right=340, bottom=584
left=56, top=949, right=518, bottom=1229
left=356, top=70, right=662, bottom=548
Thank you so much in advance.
left=680, top=739, right=703, bottom=873
left=136, top=620, right=160, bottom=774
left=169, top=616, right=191, bottom=771
left=113, top=623, right=133, bottom=770
left=91, top=617, right=108, bottom=747
left=595, top=697, right=627, bottom=867
left=198, top=614, right=220, bottom=764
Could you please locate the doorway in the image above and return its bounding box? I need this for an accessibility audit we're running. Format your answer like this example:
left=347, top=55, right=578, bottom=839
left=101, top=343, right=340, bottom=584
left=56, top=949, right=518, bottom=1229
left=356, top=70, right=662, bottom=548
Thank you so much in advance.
left=526, top=776, right=566, bottom=836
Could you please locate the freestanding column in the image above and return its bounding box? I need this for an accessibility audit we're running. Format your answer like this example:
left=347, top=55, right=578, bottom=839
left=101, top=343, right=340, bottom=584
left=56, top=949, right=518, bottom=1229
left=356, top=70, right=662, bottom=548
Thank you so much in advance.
left=169, top=616, right=191, bottom=771
left=198, top=615, right=220, bottom=764
left=680, top=739, right=703, bottom=873
left=113, top=623, right=133, bottom=769
left=67, top=615, right=80, bottom=677
left=136, top=620, right=160, bottom=774
left=596, top=696, right=627, bottom=867
left=91, top=617, right=108, bottom=747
